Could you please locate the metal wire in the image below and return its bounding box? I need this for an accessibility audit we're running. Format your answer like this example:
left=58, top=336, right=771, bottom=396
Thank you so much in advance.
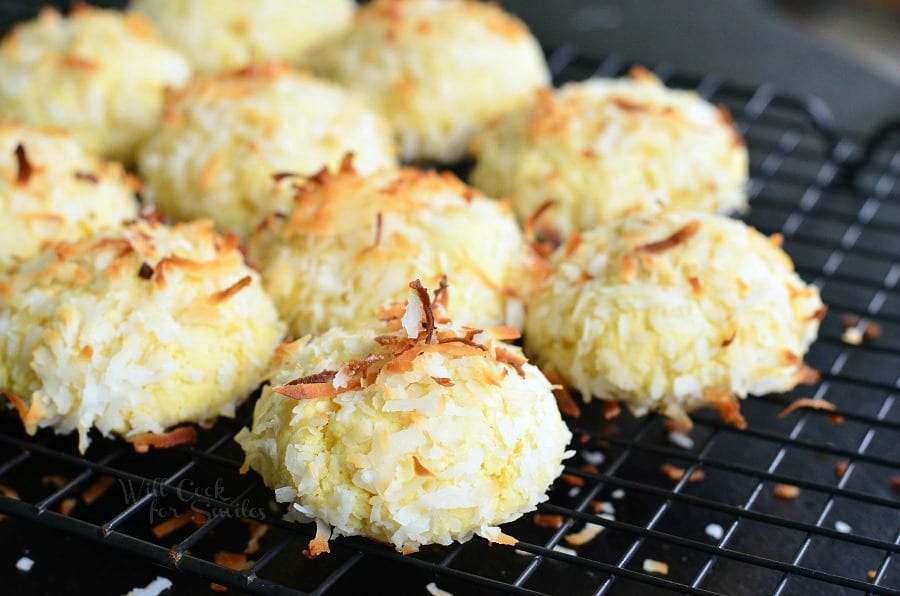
left=0, top=41, right=898, bottom=595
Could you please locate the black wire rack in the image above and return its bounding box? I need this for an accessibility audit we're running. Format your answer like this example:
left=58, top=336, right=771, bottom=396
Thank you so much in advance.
left=1, top=23, right=899, bottom=595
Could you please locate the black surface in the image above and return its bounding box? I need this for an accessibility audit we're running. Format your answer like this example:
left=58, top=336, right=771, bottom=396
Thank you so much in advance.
left=0, top=2, right=899, bottom=596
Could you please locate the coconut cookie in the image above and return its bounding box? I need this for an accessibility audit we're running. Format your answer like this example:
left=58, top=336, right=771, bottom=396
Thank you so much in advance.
left=248, top=162, right=545, bottom=336
left=471, top=69, right=749, bottom=239
left=138, top=64, right=397, bottom=235
left=0, top=6, right=191, bottom=163
left=0, top=219, right=285, bottom=453
left=236, top=280, right=572, bottom=554
left=525, top=211, right=824, bottom=427
left=311, top=0, right=549, bottom=162
left=131, top=0, right=354, bottom=74
left=0, top=121, right=139, bottom=272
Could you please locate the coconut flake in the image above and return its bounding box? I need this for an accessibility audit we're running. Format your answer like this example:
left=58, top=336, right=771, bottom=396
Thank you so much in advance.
left=124, top=576, right=173, bottom=596
left=15, top=556, right=34, bottom=572
left=553, top=545, right=577, bottom=556
left=612, top=489, right=625, bottom=499
left=426, top=582, right=454, bottom=596
left=705, top=523, right=724, bottom=540
left=582, top=450, right=605, bottom=466
left=401, top=291, right=425, bottom=339
left=564, top=522, right=604, bottom=546
left=834, top=520, right=852, bottom=534
left=642, top=559, right=669, bottom=575
left=667, top=431, right=694, bottom=450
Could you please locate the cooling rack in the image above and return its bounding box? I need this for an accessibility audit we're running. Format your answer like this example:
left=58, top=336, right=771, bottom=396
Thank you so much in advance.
left=0, top=36, right=899, bottom=596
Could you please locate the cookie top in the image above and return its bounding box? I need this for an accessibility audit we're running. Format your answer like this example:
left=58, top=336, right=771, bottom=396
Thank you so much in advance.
left=471, top=69, right=749, bottom=238
left=311, top=0, right=549, bottom=162
left=248, top=162, right=545, bottom=336
left=0, top=6, right=191, bottom=162
left=0, top=120, right=139, bottom=271
left=525, top=211, right=823, bottom=425
left=0, top=219, right=285, bottom=452
left=132, top=0, right=354, bottom=74
left=138, top=64, right=397, bottom=235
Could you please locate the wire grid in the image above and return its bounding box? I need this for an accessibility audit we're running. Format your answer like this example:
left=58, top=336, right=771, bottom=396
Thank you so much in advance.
left=0, top=43, right=898, bottom=595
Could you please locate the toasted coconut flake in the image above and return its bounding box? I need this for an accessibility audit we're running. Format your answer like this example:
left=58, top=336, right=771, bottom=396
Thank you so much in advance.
left=891, top=477, right=900, bottom=491
left=495, top=347, right=527, bottom=378
left=564, top=522, right=604, bottom=546
left=14, top=143, right=33, bottom=186
left=868, top=570, right=878, bottom=581
left=128, top=426, right=198, bottom=453
left=82, top=475, right=115, bottom=505
left=835, top=460, right=849, bottom=478
left=637, top=220, right=700, bottom=254
left=715, top=398, right=747, bottom=430
left=773, top=483, right=800, bottom=500
left=151, top=510, right=200, bottom=539
left=777, top=398, right=836, bottom=420
left=660, top=464, right=705, bottom=483
left=138, top=262, right=154, bottom=279
left=490, top=532, right=518, bottom=546
left=484, top=326, right=521, bottom=341
left=242, top=520, right=270, bottom=555
left=796, top=364, right=821, bottom=385
left=863, top=322, right=882, bottom=341
left=41, top=475, right=69, bottom=490
left=828, top=413, right=844, bottom=425
left=303, top=519, right=331, bottom=559
left=413, top=456, right=435, bottom=477
left=430, top=376, right=454, bottom=387
left=523, top=200, right=556, bottom=242
left=215, top=551, right=254, bottom=571
left=369, top=212, right=383, bottom=250
left=0, top=484, right=20, bottom=500
left=209, top=276, right=252, bottom=305
left=60, top=497, right=78, bottom=516
left=602, top=401, right=621, bottom=420
left=545, top=369, right=581, bottom=418
left=410, top=279, right=435, bottom=342
left=533, top=513, right=564, bottom=529
left=642, top=559, right=669, bottom=575
left=561, top=473, right=584, bottom=487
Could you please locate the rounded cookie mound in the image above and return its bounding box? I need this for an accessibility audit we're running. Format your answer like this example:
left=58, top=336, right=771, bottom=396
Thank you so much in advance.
left=131, top=0, right=354, bottom=74
left=0, top=219, right=285, bottom=452
left=236, top=285, right=572, bottom=553
left=311, top=0, right=549, bottom=163
left=0, top=121, right=138, bottom=271
left=248, top=163, right=544, bottom=336
left=471, top=69, right=749, bottom=239
left=138, top=64, right=397, bottom=235
left=0, top=6, right=191, bottom=163
left=525, top=212, right=824, bottom=425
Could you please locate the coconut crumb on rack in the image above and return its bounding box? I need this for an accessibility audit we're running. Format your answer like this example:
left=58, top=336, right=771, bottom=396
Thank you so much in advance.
left=564, top=523, right=604, bottom=546
left=835, top=460, right=850, bottom=478
left=773, top=484, right=800, bottom=500
left=124, top=576, right=173, bottom=596
left=777, top=398, right=837, bottom=420
left=15, top=556, right=34, bottom=573
left=426, top=582, right=455, bottom=596
left=533, top=513, right=564, bottom=529
left=705, top=523, right=724, bottom=541
left=553, top=545, right=577, bottom=556
left=660, top=464, right=705, bottom=483
left=127, top=426, right=198, bottom=454
left=81, top=476, right=115, bottom=505
left=642, top=559, right=669, bottom=575
left=834, top=521, right=852, bottom=534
